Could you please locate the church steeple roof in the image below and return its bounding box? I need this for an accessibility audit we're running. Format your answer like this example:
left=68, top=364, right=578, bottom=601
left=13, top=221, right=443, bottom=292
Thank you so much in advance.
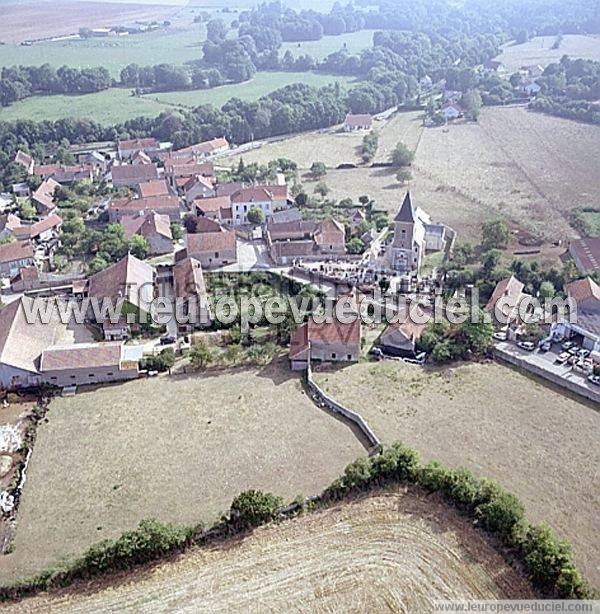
left=394, top=192, right=416, bottom=223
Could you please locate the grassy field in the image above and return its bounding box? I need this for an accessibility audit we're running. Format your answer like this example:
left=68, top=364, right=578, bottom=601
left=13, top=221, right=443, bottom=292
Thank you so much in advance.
left=11, top=490, right=534, bottom=612
left=0, top=72, right=356, bottom=124
left=314, top=360, right=600, bottom=585
left=496, top=34, right=600, bottom=73
left=228, top=106, right=600, bottom=256
left=147, top=71, right=358, bottom=109
left=0, top=27, right=206, bottom=78
left=1, top=360, right=363, bottom=583
left=280, top=29, right=376, bottom=60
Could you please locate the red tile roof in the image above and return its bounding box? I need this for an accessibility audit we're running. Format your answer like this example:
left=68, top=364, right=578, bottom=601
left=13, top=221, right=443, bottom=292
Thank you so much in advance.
left=186, top=229, right=236, bottom=253
left=569, top=237, right=600, bottom=273
left=40, top=342, right=123, bottom=371
left=344, top=113, right=373, bottom=127
left=12, top=213, right=62, bottom=240
left=565, top=277, right=600, bottom=304
left=486, top=276, right=524, bottom=313
left=111, top=163, right=159, bottom=184
left=138, top=179, right=171, bottom=198
left=0, top=240, right=35, bottom=264
left=194, top=195, right=231, bottom=213
left=290, top=317, right=361, bottom=358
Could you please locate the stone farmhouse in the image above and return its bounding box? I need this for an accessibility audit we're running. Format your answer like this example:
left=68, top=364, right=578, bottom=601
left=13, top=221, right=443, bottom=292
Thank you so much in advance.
left=486, top=276, right=527, bottom=326
left=266, top=218, right=346, bottom=265
left=31, top=178, right=60, bottom=215
left=0, top=297, right=138, bottom=391
left=343, top=113, right=373, bottom=131
left=111, top=163, right=159, bottom=188
left=182, top=229, right=238, bottom=269
left=230, top=185, right=290, bottom=225
left=289, top=316, right=361, bottom=370
left=117, top=138, right=161, bottom=160
left=108, top=195, right=182, bottom=222
left=138, top=179, right=173, bottom=199
left=172, top=257, right=213, bottom=332
left=0, top=241, right=35, bottom=277
left=121, top=211, right=173, bottom=256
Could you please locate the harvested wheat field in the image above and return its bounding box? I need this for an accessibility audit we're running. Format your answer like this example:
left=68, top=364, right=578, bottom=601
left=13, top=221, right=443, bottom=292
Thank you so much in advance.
left=9, top=489, right=535, bottom=612
left=496, top=35, right=600, bottom=73
left=0, top=2, right=178, bottom=44
left=0, top=360, right=363, bottom=584
left=314, top=361, right=600, bottom=585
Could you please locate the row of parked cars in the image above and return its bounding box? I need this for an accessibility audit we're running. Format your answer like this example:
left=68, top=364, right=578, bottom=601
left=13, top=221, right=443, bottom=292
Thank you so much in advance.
left=495, top=330, right=600, bottom=386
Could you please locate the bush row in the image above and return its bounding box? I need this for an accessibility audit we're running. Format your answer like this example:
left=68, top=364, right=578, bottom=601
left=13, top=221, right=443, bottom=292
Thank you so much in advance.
left=321, top=443, right=592, bottom=599
left=0, top=443, right=592, bottom=602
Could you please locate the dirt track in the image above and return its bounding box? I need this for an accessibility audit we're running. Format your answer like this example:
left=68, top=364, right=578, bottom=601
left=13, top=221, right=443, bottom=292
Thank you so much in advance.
left=8, top=489, right=534, bottom=612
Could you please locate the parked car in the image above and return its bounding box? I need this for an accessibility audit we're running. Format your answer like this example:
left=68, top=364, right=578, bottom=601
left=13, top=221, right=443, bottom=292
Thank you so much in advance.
left=561, top=340, right=575, bottom=351
left=567, top=345, right=581, bottom=356
left=493, top=331, right=507, bottom=341
left=577, top=348, right=590, bottom=359
left=538, top=340, right=552, bottom=352
left=517, top=341, right=536, bottom=351
left=587, top=374, right=600, bottom=386
left=159, top=335, right=176, bottom=346
left=555, top=352, right=570, bottom=364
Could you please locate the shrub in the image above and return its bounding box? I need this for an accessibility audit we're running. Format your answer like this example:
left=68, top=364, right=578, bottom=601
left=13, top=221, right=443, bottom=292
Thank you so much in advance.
left=521, top=523, right=576, bottom=594
left=372, top=442, right=420, bottom=483
left=418, top=461, right=452, bottom=492
left=141, top=348, right=175, bottom=373
left=75, top=519, right=192, bottom=575
left=446, top=467, right=482, bottom=510
left=229, top=490, right=283, bottom=529
left=476, top=491, right=525, bottom=543
left=342, top=457, right=373, bottom=489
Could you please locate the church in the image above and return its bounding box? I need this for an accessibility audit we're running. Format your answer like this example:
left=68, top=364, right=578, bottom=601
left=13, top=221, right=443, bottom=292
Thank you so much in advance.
left=390, top=192, right=449, bottom=275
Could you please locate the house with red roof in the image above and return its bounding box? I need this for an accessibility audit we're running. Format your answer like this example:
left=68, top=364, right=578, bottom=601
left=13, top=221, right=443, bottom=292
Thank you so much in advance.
left=230, top=185, right=290, bottom=225
left=117, top=138, right=160, bottom=160
left=108, top=194, right=182, bottom=222
left=121, top=211, right=173, bottom=256
left=0, top=240, right=35, bottom=277
left=289, top=316, right=361, bottom=370
left=343, top=113, right=373, bottom=131
left=182, top=229, right=237, bottom=269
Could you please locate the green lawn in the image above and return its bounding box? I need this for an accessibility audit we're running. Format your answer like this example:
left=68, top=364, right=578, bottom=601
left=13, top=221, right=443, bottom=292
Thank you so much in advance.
left=0, top=27, right=206, bottom=78
left=146, top=71, right=358, bottom=109
left=280, top=30, right=376, bottom=60
left=0, top=72, right=357, bottom=124
left=0, top=28, right=375, bottom=79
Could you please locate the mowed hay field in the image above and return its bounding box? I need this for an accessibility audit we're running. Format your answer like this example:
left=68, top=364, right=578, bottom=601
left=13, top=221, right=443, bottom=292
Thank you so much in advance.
left=0, top=361, right=364, bottom=583
left=230, top=106, right=600, bottom=247
left=10, top=490, right=534, bottom=612
left=496, top=35, right=600, bottom=73
left=0, top=1, right=180, bottom=44
left=314, top=361, right=600, bottom=585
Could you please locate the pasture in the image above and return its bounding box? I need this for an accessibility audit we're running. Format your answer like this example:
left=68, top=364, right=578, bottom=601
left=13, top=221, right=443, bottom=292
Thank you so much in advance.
left=229, top=106, right=600, bottom=252
left=0, top=72, right=356, bottom=124
left=496, top=34, right=600, bottom=73
left=146, top=71, right=358, bottom=109
left=0, top=361, right=363, bottom=583
left=314, top=360, right=600, bottom=585
left=10, top=490, right=534, bottom=612
left=280, top=29, right=376, bottom=59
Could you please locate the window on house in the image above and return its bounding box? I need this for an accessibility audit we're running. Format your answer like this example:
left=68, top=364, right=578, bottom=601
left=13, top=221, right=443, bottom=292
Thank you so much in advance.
left=215, top=251, right=219, bottom=257
left=107, top=372, right=114, bottom=376
left=332, top=352, right=337, bottom=359
left=50, top=377, right=57, bottom=381
left=70, top=375, right=76, bottom=379
left=347, top=354, right=352, bottom=360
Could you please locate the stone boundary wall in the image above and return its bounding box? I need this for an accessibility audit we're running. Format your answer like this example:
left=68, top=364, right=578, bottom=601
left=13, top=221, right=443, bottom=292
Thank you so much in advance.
left=306, top=363, right=382, bottom=453
left=494, top=347, right=600, bottom=405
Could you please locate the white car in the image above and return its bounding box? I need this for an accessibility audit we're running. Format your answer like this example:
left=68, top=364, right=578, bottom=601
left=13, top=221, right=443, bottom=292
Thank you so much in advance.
left=493, top=331, right=507, bottom=341
left=517, top=341, right=536, bottom=351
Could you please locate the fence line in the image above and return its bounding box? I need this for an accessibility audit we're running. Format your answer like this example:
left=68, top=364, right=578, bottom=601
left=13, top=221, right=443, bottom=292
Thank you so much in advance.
left=305, top=363, right=382, bottom=454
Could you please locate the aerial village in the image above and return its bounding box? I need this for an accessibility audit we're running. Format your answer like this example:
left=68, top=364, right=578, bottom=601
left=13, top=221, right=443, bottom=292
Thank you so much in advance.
left=0, top=116, right=599, bottom=404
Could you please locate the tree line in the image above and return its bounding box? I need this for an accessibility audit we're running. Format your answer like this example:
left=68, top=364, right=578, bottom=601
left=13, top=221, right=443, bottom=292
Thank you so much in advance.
left=0, top=65, right=112, bottom=106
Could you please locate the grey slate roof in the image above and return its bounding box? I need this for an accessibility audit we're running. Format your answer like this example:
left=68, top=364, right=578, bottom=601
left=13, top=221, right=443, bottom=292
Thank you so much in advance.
left=394, top=192, right=416, bottom=223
